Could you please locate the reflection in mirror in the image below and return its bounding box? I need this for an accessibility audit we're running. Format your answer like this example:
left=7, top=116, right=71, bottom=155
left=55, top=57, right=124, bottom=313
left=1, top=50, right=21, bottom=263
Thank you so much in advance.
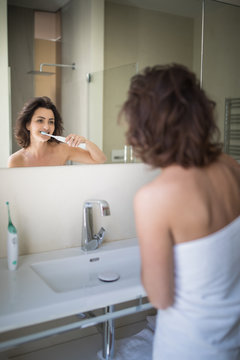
left=88, top=63, right=137, bottom=163
left=89, top=0, right=203, bottom=162
left=203, top=0, right=240, bottom=161
left=224, top=98, right=240, bottom=159
left=5, top=0, right=203, bottom=168
left=5, top=0, right=240, bottom=167
left=7, top=96, right=107, bottom=168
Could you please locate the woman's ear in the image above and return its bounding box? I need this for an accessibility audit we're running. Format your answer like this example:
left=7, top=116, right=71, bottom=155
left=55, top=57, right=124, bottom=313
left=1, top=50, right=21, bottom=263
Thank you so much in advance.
left=26, top=122, right=30, bottom=131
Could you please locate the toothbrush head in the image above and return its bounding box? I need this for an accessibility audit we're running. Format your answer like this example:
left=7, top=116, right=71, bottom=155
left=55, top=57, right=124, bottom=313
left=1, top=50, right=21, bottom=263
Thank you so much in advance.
left=41, top=131, right=48, bottom=136
left=6, top=201, right=9, bottom=205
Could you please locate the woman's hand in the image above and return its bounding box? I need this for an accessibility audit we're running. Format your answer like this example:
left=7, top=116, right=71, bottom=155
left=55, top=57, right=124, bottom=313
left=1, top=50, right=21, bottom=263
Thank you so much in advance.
left=65, top=134, right=86, bottom=148
left=64, top=133, right=107, bottom=164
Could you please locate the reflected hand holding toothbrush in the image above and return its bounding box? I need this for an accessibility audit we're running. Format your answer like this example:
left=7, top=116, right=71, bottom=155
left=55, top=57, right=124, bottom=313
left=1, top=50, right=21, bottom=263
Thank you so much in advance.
left=41, top=131, right=86, bottom=149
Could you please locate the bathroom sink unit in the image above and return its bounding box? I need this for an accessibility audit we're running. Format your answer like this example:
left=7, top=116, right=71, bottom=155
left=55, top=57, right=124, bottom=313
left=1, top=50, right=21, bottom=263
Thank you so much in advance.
left=0, top=238, right=147, bottom=335
left=31, top=243, right=139, bottom=293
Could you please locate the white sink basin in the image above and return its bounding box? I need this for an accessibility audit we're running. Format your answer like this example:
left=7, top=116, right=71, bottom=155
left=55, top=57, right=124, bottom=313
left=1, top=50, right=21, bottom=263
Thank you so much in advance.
left=31, top=242, right=141, bottom=293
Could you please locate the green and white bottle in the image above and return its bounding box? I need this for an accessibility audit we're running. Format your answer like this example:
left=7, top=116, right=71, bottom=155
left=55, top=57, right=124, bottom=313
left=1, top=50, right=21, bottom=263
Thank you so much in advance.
left=6, top=202, right=18, bottom=270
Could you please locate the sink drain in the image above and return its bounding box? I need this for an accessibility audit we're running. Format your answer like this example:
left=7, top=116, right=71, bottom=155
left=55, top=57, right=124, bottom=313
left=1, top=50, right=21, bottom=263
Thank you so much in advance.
left=98, top=271, right=120, bottom=282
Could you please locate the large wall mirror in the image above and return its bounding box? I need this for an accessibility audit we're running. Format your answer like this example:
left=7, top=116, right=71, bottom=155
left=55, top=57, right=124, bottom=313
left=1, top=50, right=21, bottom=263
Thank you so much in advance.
left=203, top=0, right=240, bottom=160
left=1, top=0, right=240, bottom=167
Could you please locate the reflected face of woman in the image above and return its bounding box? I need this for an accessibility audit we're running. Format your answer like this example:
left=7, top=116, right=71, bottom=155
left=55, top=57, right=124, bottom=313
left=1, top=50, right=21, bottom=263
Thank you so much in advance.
left=26, top=107, right=55, bottom=143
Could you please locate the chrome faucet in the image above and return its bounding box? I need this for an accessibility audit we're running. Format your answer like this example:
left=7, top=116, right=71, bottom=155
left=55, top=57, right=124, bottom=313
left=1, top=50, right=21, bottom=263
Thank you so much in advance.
left=82, top=200, right=110, bottom=251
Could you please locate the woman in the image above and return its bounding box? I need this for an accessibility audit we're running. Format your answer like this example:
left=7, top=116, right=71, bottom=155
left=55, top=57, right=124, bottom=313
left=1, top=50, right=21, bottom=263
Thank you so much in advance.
left=121, top=64, right=240, bottom=359
left=8, top=96, right=106, bottom=167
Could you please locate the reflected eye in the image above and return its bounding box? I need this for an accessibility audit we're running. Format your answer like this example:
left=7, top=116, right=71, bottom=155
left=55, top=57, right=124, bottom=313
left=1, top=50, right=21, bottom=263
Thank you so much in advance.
left=49, top=120, right=55, bottom=125
left=37, top=119, right=43, bottom=123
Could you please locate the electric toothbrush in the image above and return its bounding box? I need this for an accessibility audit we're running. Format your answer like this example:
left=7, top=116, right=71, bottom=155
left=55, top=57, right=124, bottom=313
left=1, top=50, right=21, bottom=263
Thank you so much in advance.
left=6, top=202, right=18, bottom=271
left=41, top=131, right=86, bottom=150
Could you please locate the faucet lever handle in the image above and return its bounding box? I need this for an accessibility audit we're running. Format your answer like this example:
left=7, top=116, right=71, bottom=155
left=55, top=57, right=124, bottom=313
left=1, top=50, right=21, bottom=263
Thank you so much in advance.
left=94, top=227, right=106, bottom=245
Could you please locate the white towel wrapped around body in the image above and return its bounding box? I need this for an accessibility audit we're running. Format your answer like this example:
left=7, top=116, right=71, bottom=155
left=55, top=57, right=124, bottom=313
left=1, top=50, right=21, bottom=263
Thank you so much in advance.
left=154, top=216, right=240, bottom=360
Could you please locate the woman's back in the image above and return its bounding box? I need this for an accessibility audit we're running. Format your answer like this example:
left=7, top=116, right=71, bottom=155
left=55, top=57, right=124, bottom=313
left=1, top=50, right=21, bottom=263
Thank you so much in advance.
left=151, top=154, right=240, bottom=359
left=158, top=153, right=240, bottom=245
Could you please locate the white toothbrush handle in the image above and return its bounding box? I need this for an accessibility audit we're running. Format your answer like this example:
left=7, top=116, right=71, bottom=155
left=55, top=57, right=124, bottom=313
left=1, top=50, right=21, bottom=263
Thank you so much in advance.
left=55, top=135, right=86, bottom=150
left=54, top=135, right=66, bottom=143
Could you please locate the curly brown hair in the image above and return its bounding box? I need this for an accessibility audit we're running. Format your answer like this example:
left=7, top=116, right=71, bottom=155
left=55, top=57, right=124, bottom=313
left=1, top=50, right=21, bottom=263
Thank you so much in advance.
left=14, top=96, right=64, bottom=148
left=120, top=64, right=222, bottom=168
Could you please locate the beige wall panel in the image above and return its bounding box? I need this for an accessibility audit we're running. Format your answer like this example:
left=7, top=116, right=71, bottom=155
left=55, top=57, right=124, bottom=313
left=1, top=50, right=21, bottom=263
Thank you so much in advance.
left=34, top=39, right=61, bottom=108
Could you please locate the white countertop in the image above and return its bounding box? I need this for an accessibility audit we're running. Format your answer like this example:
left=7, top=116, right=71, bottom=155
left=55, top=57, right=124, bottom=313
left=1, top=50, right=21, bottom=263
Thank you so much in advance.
left=0, top=238, right=146, bottom=334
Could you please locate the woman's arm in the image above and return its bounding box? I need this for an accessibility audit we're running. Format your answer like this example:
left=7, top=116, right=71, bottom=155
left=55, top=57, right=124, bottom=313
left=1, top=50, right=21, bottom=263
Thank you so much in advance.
left=65, top=134, right=107, bottom=164
left=134, top=185, right=174, bottom=309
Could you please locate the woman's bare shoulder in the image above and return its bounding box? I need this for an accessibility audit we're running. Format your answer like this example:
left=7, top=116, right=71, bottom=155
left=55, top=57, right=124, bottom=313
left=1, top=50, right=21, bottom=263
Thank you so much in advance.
left=220, top=153, right=240, bottom=169
left=51, top=142, right=71, bottom=155
left=135, top=170, right=181, bottom=206
left=8, top=149, right=26, bottom=168
left=51, top=142, right=72, bottom=159
left=135, top=165, right=199, bottom=218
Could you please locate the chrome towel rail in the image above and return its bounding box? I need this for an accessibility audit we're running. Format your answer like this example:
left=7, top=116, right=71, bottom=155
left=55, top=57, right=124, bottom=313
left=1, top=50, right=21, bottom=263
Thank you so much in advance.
left=0, top=301, right=152, bottom=352
left=224, top=98, right=240, bottom=159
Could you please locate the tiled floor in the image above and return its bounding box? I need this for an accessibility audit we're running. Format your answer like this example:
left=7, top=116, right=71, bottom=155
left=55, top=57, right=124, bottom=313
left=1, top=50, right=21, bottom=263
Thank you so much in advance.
left=2, top=321, right=147, bottom=360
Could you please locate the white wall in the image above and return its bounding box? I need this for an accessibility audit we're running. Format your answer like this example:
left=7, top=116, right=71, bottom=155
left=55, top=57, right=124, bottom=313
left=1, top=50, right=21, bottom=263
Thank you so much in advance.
left=61, top=0, right=104, bottom=145
left=104, top=2, right=194, bottom=71
left=0, top=163, right=159, bottom=258
left=0, top=0, right=10, bottom=167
